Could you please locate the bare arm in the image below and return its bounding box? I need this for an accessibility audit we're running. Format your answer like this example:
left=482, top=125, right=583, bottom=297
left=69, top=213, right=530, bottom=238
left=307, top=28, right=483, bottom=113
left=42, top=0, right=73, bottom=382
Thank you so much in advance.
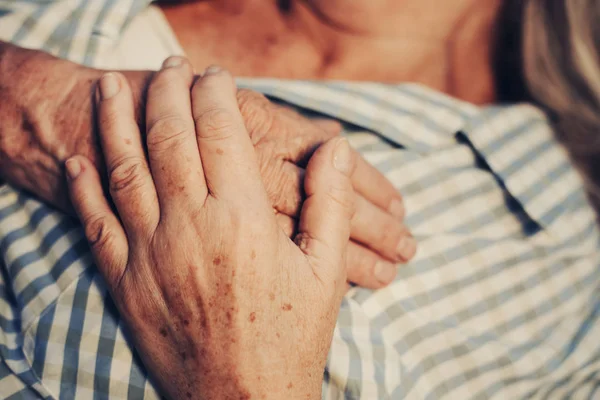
left=0, top=40, right=152, bottom=211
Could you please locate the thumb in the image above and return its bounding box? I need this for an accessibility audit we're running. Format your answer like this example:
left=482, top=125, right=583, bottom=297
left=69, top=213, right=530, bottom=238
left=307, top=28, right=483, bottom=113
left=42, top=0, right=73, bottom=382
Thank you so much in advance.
left=295, top=137, right=356, bottom=276
left=65, top=156, right=129, bottom=289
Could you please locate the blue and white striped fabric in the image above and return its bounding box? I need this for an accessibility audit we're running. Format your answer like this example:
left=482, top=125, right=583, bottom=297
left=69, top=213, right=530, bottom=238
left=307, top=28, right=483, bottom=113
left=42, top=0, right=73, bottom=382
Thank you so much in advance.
left=1, top=1, right=600, bottom=399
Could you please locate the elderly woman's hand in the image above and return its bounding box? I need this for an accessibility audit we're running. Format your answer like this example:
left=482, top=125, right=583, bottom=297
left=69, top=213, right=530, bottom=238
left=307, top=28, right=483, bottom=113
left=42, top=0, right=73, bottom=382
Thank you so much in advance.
left=236, top=90, right=415, bottom=289
left=65, top=58, right=354, bottom=399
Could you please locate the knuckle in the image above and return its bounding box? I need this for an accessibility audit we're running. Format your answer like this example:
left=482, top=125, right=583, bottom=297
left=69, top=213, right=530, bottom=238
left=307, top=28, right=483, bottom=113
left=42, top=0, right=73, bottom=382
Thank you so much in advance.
left=109, top=156, right=148, bottom=193
left=83, top=214, right=114, bottom=252
left=236, top=89, right=272, bottom=143
left=264, top=163, right=302, bottom=214
left=272, top=186, right=301, bottom=216
left=194, top=107, right=238, bottom=141
left=373, top=219, right=400, bottom=246
left=146, top=116, right=192, bottom=152
left=236, top=89, right=267, bottom=111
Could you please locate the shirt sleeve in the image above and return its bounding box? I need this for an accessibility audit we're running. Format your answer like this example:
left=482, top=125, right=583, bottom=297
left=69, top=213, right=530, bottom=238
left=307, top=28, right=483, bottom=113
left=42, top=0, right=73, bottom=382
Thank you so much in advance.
left=0, top=0, right=153, bottom=66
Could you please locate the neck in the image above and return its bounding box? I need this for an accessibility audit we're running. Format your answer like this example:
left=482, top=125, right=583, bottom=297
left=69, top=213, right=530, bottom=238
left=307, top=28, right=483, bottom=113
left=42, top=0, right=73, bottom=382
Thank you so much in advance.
left=161, top=0, right=503, bottom=104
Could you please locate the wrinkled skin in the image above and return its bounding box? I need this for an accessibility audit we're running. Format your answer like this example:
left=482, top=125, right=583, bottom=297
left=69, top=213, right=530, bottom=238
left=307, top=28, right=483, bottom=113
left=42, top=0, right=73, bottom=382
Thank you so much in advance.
left=66, top=59, right=353, bottom=399
left=0, top=43, right=415, bottom=289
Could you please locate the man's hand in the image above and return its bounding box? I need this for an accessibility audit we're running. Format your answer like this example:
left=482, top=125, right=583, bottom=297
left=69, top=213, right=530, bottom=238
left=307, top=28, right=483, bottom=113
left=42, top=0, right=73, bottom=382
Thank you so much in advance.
left=66, top=61, right=352, bottom=399
left=0, top=44, right=416, bottom=289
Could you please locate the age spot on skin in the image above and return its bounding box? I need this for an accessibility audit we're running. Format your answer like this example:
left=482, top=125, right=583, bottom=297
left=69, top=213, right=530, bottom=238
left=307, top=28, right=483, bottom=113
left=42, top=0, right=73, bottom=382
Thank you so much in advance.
left=213, top=256, right=222, bottom=266
left=265, top=34, right=279, bottom=48
left=250, top=250, right=256, bottom=260
left=125, top=138, right=132, bottom=145
left=224, top=284, right=232, bottom=295
left=282, top=303, right=293, bottom=311
left=287, top=382, right=293, bottom=389
left=249, top=312, right=256, bottom=322
left=183, top=319, right=190, bottom=326
left=216, top=148, right=224, bottom=155
left=159, top=327, right=168, bottom=337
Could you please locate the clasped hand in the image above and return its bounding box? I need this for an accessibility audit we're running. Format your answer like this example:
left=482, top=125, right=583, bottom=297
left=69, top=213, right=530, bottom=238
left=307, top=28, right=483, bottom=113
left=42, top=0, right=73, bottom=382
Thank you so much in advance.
left=66, top=57, right=358, bottom=399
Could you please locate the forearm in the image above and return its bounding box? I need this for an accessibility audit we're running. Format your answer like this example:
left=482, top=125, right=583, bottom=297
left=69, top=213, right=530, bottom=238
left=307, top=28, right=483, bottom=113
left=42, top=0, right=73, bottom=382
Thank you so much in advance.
left=0, top=41, right=152, bottom=212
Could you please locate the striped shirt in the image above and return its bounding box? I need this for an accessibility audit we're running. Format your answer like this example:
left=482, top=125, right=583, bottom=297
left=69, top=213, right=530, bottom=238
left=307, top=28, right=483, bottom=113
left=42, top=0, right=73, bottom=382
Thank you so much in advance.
left=1, top=2, right=599, bottom=399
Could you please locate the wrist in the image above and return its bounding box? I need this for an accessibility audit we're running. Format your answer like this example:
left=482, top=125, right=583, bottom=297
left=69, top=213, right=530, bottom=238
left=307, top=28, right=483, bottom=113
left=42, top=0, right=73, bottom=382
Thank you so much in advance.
left=150, top=345, right=322, bottom=400
left=0, top=41, right=154, bottom=211
left=196, top=354, right=323, bottom=400
left=0, top=45, right=96, bottom=209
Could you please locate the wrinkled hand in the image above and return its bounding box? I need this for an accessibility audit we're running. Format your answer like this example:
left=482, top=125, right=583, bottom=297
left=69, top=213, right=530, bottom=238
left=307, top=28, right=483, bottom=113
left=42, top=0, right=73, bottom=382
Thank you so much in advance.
left=0, top=46, right=415, bottom=289
left=66, top=60, right=353, bottom=399
left=236, top=88, right=416, bottom=289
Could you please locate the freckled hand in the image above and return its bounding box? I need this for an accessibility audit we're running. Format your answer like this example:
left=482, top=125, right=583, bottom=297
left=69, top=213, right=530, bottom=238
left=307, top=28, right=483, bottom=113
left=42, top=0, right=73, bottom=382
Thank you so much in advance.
left=66, top=57, right=355, bottom=399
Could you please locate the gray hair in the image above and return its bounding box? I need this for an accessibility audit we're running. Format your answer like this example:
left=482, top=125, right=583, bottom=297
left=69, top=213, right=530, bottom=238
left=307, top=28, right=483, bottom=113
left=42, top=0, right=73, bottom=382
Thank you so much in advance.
left=501, top=0, right=600, bottom=210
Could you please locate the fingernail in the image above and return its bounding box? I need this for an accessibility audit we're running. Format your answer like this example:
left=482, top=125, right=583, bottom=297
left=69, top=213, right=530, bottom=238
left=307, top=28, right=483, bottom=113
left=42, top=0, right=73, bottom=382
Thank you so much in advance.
left=389, top=198, right=405, bottom=219
left=162, top=56, right=184, bottom=69
left=396, top=236, right=417, bottom=261
left=333, top=138, right=352, bottom=174
left=99, top=73, right=120, bottom=100
left=204, top=65, right=222, bottom=75
left=374, top=261, right=397, bottom=285
left=65, top=158, right=81, bottom=180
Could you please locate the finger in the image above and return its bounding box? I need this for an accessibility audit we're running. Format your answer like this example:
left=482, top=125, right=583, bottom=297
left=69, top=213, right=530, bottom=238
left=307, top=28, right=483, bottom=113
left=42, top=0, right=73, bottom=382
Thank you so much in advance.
left=295, top=137, right=355, bottom=279
left=96, top=72, right=159, bottom=236
left=261, top=101, right=338, bottom=165
left=263, top=161, right=304, bottom=218
left=65, top=156, right=128, bottom=288
left=346, top=241, right=398, bottom=289
left=351, top=195, right=417, bottom=262
left=281, top=118, right=338, bottom=167
left=312, top=119, right=343, bottom=135
left=191, top=66, right=266, bottom=204
left=146, top=56, right=208, bottom=210
left=352, top=155, right=405, bottom=219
